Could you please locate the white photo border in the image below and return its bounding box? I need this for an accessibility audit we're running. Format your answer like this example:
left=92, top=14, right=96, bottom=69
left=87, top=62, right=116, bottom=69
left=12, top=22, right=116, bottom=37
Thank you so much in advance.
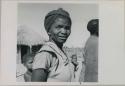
left=0, top=0, right=125, bottom=85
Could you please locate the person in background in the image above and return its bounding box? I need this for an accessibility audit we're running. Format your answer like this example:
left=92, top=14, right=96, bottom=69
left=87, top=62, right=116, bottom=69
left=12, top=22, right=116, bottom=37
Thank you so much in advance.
left=84, top=19, right=99, bottom=82
left=71, top=54, right=79, bottom=82
left=71, top=54, right=85, bottom=82
left=71, top=55, right=78, bottom=72
left=16, top=53, right=35, bottom=82
left=31, top=8, right=74, bottom=82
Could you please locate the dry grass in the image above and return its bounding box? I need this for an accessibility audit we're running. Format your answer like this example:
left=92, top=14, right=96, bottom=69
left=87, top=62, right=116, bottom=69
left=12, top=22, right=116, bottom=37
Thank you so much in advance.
left=63, top=47, right=85, bottom=61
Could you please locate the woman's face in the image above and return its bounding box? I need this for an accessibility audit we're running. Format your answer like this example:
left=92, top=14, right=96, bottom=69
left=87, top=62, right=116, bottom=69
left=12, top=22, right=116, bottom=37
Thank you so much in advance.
left=48, top=17, right=71, bottom=44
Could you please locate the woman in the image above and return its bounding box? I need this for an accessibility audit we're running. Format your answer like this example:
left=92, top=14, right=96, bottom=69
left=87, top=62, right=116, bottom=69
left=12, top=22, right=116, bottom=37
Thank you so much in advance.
left=31, top=8, right=74, bottom=82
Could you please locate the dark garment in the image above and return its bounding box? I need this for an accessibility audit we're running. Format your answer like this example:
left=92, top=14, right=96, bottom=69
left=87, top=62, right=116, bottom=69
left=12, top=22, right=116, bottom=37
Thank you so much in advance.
left=84, top=35, right=98, bottom=82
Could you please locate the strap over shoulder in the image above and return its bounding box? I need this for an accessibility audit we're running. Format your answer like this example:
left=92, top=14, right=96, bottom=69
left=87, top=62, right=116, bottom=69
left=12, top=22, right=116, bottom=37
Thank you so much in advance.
left=38, top=42, right=69, bottom=64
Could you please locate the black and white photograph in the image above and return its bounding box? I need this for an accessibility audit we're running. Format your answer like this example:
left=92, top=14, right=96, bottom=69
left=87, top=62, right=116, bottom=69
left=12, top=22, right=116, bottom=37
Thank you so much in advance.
left=0, top=0, right=125, bottom=85
left=16, top=3, right=98, bottom=82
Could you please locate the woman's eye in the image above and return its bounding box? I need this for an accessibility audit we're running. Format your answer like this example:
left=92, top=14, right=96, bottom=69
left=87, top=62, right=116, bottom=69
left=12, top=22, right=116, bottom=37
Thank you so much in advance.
left=56, top=25, right=63, bottom=28
left=28, top=61, right=33, bottom=64
left=30, top=62, right=33, bottom=64
left=65, top=26, right=70, bottom=30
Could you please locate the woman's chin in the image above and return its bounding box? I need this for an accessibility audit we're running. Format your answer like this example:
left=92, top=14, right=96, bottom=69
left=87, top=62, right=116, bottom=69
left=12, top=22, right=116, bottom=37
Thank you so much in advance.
left=58, top=40, right=67, bottom=44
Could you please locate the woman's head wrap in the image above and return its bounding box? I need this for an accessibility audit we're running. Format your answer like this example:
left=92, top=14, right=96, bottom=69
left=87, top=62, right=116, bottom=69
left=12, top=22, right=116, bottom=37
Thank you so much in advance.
left=44, top=8, right=72, bottom=32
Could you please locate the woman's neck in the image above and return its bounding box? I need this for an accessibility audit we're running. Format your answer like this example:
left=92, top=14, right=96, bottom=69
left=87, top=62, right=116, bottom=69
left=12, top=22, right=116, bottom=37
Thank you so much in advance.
left=49, top=39, right=63, bottom=50
left=56, top=42, right=63, bottom=50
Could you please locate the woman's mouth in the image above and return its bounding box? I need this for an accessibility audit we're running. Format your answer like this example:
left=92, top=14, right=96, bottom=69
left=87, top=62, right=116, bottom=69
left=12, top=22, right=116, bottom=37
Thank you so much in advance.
left=58, top=36, right=67, bottom=40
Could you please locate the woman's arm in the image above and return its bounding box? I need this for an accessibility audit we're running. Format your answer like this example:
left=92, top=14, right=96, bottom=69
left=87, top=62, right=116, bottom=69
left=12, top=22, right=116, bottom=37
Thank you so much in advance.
left=32, top=51, right=55, bottom=82
left=31, top=68, right=48, bottom=82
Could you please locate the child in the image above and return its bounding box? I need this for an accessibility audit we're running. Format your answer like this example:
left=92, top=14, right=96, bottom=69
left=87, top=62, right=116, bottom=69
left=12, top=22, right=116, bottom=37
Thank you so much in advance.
left=71, top=54, right=83, bottom=82
left=71, top=55, right=78, bottom=72
left=16, top=53, right=35, bottom=82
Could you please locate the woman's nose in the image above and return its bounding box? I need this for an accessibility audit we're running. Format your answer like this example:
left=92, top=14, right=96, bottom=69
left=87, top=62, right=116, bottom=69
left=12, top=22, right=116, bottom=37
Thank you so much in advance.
left=61, top=28, right=67, bottom=34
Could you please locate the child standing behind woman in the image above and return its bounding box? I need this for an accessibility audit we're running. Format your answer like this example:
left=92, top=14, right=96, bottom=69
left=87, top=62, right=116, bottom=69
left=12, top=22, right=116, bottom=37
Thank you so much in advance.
left=16, top=53, right=35, bottom=82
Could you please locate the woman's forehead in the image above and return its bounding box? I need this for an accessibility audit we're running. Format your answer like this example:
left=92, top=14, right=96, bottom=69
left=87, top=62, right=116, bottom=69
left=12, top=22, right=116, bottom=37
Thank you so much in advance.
left=54, top=17, right=71, bottom=25
left=72, top=56, right=77, bottom=59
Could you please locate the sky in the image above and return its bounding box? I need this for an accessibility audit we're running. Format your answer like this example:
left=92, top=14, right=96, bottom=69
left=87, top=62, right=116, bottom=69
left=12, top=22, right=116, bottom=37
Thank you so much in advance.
left=18, top=3, right=98, bottom=48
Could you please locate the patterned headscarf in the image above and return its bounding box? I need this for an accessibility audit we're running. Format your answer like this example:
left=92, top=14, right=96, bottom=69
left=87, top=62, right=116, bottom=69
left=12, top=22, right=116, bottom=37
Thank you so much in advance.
left=44, top=8, right=72, bottom=32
